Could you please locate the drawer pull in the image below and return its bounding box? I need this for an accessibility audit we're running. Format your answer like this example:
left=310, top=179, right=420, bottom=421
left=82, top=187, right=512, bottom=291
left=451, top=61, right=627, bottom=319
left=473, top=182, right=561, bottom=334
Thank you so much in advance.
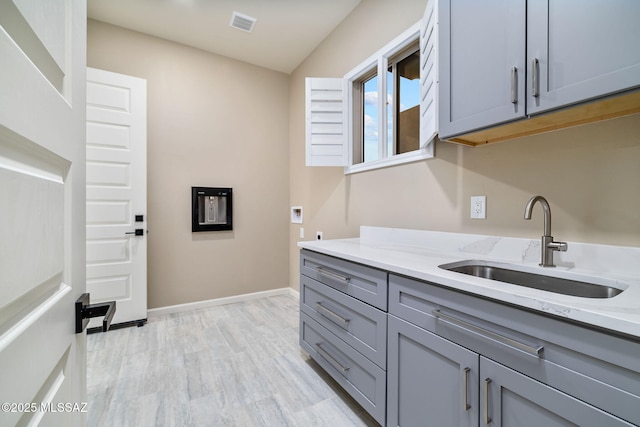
left=315, top=343, right=350, bottom=374
left=462, top=367, right=471, bottom=411
left=484, top=378, right=492, bottom=424
left=316, top=267, right=351, bottom=283
left=510, top=67, right=518, bottom=104
left=531, top=57, right=540, bottom=98
left=316, top=303, right=350, bottom=327
left=432, top=310, right=544, bottom=357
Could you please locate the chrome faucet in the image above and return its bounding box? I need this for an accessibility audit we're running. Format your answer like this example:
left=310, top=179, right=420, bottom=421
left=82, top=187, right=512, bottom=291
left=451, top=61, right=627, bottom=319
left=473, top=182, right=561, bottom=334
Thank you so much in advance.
left=524, top=195, right=567, bottom=267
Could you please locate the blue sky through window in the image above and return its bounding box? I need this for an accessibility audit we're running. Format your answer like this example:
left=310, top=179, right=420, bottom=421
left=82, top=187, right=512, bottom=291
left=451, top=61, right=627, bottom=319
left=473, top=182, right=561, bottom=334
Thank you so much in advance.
left=363, top=72, right=420, bottom=162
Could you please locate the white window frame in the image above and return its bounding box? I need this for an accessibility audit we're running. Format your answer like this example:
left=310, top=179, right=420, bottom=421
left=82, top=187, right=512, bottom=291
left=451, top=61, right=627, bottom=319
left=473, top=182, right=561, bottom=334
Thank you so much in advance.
left=345, top=23, right=430, bottom=174
left=305, top=0, right=438, bottom=173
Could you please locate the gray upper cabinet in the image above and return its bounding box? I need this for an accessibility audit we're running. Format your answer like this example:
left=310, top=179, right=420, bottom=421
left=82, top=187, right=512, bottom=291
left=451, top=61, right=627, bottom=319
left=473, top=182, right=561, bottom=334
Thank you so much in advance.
left=439, top=0, right=526, bottom=139
left=439, top=0, right=640, bottom=140
left=527, top=0, right=640, bottom=115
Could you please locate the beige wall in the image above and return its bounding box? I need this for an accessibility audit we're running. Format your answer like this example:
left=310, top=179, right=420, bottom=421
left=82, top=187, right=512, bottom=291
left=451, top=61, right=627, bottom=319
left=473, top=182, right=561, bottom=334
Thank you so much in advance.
left=88, top=20, right=290, bottom=309
left=289, top=0, right=640, bottom=289
left=88, top=0, right=640, bottom=306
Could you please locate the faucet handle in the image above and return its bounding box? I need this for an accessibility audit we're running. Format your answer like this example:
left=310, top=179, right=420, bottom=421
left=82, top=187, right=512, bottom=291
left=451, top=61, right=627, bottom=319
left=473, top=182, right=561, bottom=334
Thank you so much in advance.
left=548, top=240, right=568, bottom=252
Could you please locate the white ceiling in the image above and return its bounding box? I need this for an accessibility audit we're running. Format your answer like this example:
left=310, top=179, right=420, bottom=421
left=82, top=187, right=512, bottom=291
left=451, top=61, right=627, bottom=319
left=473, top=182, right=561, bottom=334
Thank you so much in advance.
left=87, top=0, right=362, bottom=74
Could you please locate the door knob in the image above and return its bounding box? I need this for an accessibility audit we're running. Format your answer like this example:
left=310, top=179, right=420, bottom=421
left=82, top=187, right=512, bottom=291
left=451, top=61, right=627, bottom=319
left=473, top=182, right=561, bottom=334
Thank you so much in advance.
left=125, top=229, right=144, bottom=236
left=75, top=293, right=116, bottom=333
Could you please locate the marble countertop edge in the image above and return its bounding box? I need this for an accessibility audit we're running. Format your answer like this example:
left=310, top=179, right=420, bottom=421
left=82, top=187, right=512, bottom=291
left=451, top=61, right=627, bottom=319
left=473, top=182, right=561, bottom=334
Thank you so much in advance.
left=298, top=227, right=640, bottom=340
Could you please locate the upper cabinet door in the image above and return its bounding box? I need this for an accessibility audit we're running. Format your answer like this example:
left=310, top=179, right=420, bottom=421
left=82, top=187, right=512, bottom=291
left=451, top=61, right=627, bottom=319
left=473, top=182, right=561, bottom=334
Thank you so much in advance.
left=527, top=0, right=640, bottom=115
left=439, top=0, right=526, bottom=139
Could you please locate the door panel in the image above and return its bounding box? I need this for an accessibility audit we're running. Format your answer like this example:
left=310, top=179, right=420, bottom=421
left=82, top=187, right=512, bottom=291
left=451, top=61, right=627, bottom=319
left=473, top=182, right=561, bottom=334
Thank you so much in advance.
left=481, top=357, right=633, bottom=426
left=439, top=0, right=526, bottom=138
left=527, top=0, right=640, bottom=114
left=0, top=0, right=87, bottom=425
left=387, top=315, right=479, bottom=427
left=86, top=68, right=147, bottom=327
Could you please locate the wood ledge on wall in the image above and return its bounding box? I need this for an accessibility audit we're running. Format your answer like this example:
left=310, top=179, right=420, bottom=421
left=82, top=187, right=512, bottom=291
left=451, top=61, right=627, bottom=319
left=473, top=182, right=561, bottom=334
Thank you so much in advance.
left=443, top=89, right=640, bottom=146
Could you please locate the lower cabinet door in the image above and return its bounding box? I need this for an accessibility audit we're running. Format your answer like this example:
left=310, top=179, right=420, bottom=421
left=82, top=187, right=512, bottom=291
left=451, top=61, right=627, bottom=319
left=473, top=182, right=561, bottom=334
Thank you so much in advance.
left=387, top=315, right=479, bottom=427
left=480, top=357, right=634, bottom=427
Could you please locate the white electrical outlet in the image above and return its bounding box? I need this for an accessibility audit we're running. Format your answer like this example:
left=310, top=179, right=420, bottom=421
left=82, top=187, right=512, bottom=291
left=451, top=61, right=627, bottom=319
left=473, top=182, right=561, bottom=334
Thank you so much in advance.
left=316, top=231, right=323, bottom=240
left=471, top=196, right=486, bottom=219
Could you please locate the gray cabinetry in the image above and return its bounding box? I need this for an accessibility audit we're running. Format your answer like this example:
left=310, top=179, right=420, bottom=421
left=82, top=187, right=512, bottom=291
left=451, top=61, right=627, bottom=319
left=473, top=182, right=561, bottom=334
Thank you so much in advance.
left=388, top=274, right=640, bottom=426
left=300, top=249, right=387, bottom=310
left=526, top=0, right=640, bottom=116
left=299, top=250, right=387, bottom=424
left=438, top=0, right=526, bottom=138
left=387, top=315, right=479, bottom=427
left=439, top=0, right=640, bottom=139
left=481, top=357, right=634, bottom=426
left=387, top=315, right=635, bottom=427
left=300, top=275, right=387, bottom=368
left=299, top=249, right=640, bottom=426
left=299, top=313, right=386, bottom=423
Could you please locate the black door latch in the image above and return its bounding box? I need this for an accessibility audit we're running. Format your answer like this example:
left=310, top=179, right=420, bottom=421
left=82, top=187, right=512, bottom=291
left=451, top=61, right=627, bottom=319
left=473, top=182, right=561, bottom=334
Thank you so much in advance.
left=75, top=293, right=116, bottom=333
left=125, top=229, right=144, bottom=236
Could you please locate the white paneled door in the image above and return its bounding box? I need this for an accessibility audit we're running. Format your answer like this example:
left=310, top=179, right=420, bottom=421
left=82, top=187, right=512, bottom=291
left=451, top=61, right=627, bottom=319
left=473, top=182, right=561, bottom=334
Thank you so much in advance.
left=0, top=0, right=87, bottom=425
left=86, top=68, right=147, bottom=328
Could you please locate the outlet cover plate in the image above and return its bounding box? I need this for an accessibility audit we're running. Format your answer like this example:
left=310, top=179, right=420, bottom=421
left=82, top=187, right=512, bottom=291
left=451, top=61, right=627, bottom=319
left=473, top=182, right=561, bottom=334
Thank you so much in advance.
left=471, top=196, right=486, bottom=219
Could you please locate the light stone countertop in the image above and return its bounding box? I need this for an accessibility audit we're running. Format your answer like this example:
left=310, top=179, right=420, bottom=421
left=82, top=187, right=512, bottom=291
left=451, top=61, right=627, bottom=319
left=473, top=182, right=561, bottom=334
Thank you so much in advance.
left=298, top=226, right=640, bottom=340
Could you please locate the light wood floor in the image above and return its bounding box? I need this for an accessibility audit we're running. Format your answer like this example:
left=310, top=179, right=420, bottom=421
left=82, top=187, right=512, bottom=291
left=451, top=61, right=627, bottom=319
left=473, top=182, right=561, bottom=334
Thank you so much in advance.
left=87, top=293, right=379, bottom=426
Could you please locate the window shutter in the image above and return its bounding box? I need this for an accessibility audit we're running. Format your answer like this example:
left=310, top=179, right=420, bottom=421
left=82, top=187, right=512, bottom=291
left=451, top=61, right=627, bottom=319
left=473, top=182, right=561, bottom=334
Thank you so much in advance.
left=420, top=0, right=438, bottom=156
left=305, top=77, right=348, bottom=167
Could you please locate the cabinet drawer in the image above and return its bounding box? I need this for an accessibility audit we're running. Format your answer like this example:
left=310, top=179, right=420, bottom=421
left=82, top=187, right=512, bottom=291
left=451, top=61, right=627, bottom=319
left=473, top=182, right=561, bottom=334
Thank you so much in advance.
left=300, top=250, right=387, bottom=310
left=300, top=313, right=386, bottom=425
left=390, top=274, right=564, bottom=366
left=300, top=276, right=387, bottom=368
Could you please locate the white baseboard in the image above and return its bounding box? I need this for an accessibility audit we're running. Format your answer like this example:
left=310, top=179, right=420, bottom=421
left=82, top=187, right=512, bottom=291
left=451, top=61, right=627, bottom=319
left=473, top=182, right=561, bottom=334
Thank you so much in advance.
left=148, top=287, right=297, bottom=317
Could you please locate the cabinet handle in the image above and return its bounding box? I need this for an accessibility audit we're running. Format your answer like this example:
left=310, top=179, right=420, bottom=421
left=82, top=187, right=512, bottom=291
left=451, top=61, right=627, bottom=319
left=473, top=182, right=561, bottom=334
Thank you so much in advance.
left=316, top=267, right=351, bottom=283
left=531, top=58, right=540, bottom=98
left=432, top=310, right=544, bottom=357
left=510, top=67, right=518, bottom=104
left=462, top=367, right=471, bottom=411
left=315, top=343, right=349, bottom=374
left=316, top=303, right=350, bottom=327
left=484, top=378, right=492, bottom=424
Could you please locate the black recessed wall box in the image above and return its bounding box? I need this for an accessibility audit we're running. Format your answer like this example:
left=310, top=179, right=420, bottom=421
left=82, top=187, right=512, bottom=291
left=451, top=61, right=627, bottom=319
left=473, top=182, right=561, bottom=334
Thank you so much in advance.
left=192, top=187, right=233, bottom=232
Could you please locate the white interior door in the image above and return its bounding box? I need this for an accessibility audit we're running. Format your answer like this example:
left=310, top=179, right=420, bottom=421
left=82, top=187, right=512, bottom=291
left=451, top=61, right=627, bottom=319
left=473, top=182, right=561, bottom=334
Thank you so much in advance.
left=86, top=68, right=147, bottom=327
left=0, top=0, right=87, bottom=426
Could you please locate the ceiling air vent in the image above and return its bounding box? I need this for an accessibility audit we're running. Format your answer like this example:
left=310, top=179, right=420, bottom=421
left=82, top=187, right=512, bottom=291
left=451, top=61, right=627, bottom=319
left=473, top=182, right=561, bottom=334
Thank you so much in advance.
left=230, top=11, right=257, bottom=33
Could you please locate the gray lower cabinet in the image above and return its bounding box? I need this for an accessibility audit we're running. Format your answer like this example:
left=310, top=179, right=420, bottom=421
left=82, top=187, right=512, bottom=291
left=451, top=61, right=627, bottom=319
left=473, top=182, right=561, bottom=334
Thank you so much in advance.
left=300, top=313, right=386, bottom=423
left=387, top=314, right=635, bottom=427
left=299, top=250, right=387, bottom=425
left=300, top=275, right=387, bottom=368
left=300, top=250, right=640, bottom=426
left=387, top=315, right=479, bottom=427
left=300, top=249, right=388, bottom=311
left=481, top=357, right=634, bottom=427
left=388, top=274, right=640, bottom=426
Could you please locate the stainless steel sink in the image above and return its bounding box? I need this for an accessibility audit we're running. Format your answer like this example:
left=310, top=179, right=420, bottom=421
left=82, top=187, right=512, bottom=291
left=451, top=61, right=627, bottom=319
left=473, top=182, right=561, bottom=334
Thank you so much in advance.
left=439, top=260, right=624, bottom=299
